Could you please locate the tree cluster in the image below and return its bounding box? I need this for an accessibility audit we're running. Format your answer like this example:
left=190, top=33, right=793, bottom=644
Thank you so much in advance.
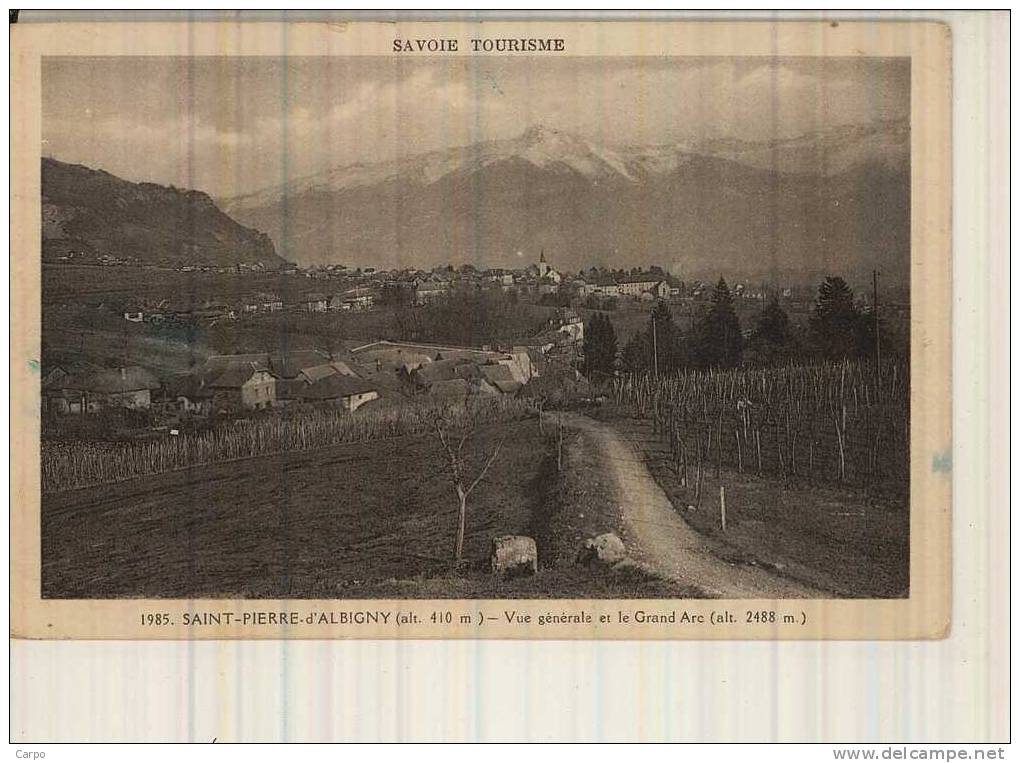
left=582, top=312, right=618, bottom=379
left=573, top=274, right=892, bottom=382
left=689, top=278, right=743, bottom=370
left=621, top=301, right=687, bottom=374
left=808, top=276, right=880, bottom=361
left=389, top=287, right=545, bottom=346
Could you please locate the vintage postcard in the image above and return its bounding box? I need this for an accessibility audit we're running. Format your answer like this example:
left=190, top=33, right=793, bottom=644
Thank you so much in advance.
left=10, top=19, right=951, bottom=639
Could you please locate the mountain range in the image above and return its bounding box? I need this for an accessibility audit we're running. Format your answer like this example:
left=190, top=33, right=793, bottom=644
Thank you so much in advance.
left=42, top=157, right=282, bottom=267
left=222, top=121, right=910, bottom=283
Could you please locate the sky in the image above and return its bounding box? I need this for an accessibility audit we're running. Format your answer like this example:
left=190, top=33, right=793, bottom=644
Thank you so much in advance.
left=42, top=56, right=909, bottom=199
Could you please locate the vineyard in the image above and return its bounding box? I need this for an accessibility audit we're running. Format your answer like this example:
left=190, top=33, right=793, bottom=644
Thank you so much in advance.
left=41, top=397, right=537, bottom=493
left=610, top=360, right=909, bottom=499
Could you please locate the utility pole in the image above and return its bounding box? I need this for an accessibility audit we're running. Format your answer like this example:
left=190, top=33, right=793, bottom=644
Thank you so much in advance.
left=651, top=316, right=659, bottom=376
left=872, top=270, right=881, bottom=367
left=872, top=269, right=882, bottom=394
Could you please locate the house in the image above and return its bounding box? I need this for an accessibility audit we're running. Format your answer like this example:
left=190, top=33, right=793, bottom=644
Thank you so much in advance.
left=41, top=366, right=85, bottom=415
left=414, top=279, right=448, bottom=305
left=556, top=319, right=585, bottom=343
left=204, top=362, right=276, bottom=410
left=479, top=364, right=523, bottom=395
left=260, top=293, right=284, bottom=312
left=41, top=366, right=70, bottom=389
left=45, top=366, right=161, bottom=414
left=123, top=305, right=144, bottom=322
left=582, top=276, right=620, bottom=297
left=302, top=293, right=328, bottom=312
left=617, top=274, right=669, bottom=298
left=504, top=348, right=537, bottom=383
left=638, top=282, right=670, bottom=301
left=298, top=361, right=358, bottom=384
left=163, top=374, right=213, bottom=415
left=278, top=374, right=380, bottom=412
left=85, top=366, right=160, bottom=410
left=410, top=357, right=481, bottom=389
left=427, top=378, right=473, bottom=403
left=200, top=350, right=331, bottom=384
left=268, top=349, right=332, bottom=380
left=340, top=290, right=375, bottom=311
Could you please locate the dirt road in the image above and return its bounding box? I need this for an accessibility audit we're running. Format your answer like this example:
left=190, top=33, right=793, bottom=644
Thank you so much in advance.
left=563, top=414, right=826, bottom=599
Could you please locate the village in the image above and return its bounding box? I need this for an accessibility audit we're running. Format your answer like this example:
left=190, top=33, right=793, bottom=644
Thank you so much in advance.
left=41, top=249, right=824, bottom=441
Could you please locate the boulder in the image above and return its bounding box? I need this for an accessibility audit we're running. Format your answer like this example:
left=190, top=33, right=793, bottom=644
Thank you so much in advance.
left=490, top=535, right=538, bottom=578
left=576, top=532, right=626, bottom=566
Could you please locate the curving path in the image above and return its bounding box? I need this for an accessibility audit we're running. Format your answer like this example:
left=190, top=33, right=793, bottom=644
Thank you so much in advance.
left=562, top=413, right=827, bottom=599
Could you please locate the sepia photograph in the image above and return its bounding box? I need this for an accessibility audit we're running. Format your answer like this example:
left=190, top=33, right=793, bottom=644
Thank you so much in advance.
left=11, top=12, right=1012, bottom=749
left=36, top=53, right=913, bottom=602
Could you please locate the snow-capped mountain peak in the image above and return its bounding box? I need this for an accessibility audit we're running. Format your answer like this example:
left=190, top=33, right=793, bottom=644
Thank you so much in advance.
left=499, top=123, right=638, bottom=181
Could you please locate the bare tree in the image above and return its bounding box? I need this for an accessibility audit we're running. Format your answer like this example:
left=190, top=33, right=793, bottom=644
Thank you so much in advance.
left=433, top=408, right=505, bottom=563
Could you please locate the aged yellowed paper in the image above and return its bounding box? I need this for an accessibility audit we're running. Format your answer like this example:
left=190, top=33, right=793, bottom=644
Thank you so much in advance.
left=11, top=19, right=950, bottom=639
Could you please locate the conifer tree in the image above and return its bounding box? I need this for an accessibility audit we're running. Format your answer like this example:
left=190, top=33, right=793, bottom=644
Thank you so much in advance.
left=692, top=277, right=743, bottom=369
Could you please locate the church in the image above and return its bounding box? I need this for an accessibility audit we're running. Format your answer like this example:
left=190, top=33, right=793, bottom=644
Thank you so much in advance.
left=534, top=250, right=562, bottom=284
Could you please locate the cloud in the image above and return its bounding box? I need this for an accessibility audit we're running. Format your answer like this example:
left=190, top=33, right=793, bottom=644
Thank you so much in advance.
left=42, top=56, right=907, bottom=197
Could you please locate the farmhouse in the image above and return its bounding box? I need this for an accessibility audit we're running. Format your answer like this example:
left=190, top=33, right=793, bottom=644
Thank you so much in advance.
left=278, top=374, right=380, bottom=412
left=268, top=349, right=332, bottom=380
left=301, top=293, right=329, bottom=313
left=163, top=374, right=213, bottom=415
left=479, top=364, right=523, bottom=395
left=299, top=361, right=359, bottom=384
left=410, top=357, right=480, bottom=388
left=203, top=362, right=276, bottom=410
left=44, top=365, right=161, bottom=414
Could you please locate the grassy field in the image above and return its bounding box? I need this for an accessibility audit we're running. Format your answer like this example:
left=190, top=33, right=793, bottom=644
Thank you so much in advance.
left=42, top=418, right=690, bottom=599
left=604, top=415, right=909, bottom=598
left=43, top=263, right=316, bottom=306
left=42, top=302, right=406, bottom=374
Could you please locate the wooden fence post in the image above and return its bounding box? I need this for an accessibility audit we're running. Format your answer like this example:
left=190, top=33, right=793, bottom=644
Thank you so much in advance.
left=720, top=486, right=727, bottom=532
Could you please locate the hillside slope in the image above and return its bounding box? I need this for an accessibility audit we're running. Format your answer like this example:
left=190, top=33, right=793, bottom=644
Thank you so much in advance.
left=42, top=157, right=283, bottom=267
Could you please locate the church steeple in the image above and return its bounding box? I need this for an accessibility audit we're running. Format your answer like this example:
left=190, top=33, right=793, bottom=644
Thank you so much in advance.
left=539, top=250, right=546, bottom=264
